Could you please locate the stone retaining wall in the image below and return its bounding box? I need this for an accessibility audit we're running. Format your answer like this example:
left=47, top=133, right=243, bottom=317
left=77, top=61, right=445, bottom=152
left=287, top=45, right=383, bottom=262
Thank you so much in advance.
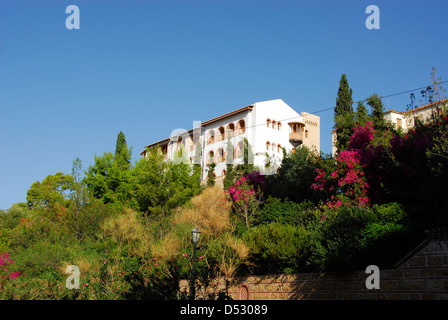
left=181, top=237, right=448, bottom=300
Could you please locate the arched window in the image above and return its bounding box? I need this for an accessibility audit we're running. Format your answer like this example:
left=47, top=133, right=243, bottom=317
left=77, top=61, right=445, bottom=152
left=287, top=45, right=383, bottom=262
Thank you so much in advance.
left=277, top=144, right=282, bottom=153
left=217, top=127, right=225, bottom=141
left=208, top=130, right=215, bottom=144
left=216, top=148, right=225, bottom=162
left=272, top=143, right=276, bottom=152
left=266, top=141, right=270, bottom=151
left=237, top=119, right=246, bottom=135
left=207, top=151, right=214, bottom=164
left=272, top=120, right=277, bottom=129
left=266, top=119, right=271, bottom=128
left=227, top=123, right=235, bottom=138
left=277, top=122, right=282, bottom=131
left=236, top=141, right=244, bottom=158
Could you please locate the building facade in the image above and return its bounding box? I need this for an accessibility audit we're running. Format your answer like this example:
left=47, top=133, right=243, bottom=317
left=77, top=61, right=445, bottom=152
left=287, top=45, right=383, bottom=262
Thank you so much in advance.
left=141, top=99, right=320, bottom=183
left=384, top=98, right=448, bottom=132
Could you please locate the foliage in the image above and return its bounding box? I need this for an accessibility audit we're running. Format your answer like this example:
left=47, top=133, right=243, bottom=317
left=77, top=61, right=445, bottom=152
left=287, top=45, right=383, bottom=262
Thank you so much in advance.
left=26, top=172, right=75, bottom=210
left=243, top=223, right=310, bottom=274
left=333, top=74, right=354, bottom=153
left=307, top=203, right=419, bottom=272
left=226, top=172, right=264, bottom=229
left=130, top=147, right=202, bottom=217
left=206, top=162, right=216, bottom=186
left=312, top=147, right=370, bottom=209
left=355, top=100, right=370, bottom=126
left=366, top=93, right=386, bottom=130
left=255, top=197, right=319, bottom=228
left=263, top=146, right=324, bottom=204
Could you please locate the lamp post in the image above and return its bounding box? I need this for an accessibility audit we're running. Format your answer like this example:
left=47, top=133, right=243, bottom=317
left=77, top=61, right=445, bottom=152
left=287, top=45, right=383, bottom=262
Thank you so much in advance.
left=190, top=226, right=201, bottom=300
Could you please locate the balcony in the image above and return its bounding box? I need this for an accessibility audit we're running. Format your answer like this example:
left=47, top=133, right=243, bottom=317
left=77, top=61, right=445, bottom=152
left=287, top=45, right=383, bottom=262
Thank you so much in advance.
left=289, top=132, right=303, bottom=143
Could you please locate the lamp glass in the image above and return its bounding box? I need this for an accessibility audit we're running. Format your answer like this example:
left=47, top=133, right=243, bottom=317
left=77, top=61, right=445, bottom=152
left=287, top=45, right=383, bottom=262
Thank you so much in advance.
left=191, top=227, right=201, bottom=245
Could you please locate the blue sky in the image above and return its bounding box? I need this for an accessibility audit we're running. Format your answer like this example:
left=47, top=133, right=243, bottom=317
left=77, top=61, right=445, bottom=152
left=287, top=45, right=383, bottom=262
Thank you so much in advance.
left=0, top=0, right=447, bottom=209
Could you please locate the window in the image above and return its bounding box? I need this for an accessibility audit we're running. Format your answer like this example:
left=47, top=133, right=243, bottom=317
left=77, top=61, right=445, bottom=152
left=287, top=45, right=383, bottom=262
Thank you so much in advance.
left=277, top=122, right=282, bottom=131
left=272, top=120, right=277, bottom=129
left=267, top=119, right=271, bottom=128
left=217, top=127, right=225, bottom=141
left=227, top=123, right=235, bottom=138
left=272, top=143, right=276, bottom=152
left=396, top=118, right=402, bottom=129
left=277, top=144, right=282, bottom=153
left=207, top=151, right=214, bottom=164
left=266, top=141, right=270, bottom=151
left=236, top=141, right=244, bottom=158
left=237, top=119, right=245, bottom=135
left=216, top=148, right=225, bottom=162
left=208, top=130, right=215, bottom=144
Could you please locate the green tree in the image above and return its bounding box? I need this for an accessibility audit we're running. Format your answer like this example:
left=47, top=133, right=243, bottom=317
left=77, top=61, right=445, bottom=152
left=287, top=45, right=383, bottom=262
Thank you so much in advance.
left=355, top=100, right=370, bottom=126
left=115, top=131, right=127, bottom=158
left=131, top=147, right=201, bottom=216
left=333, top=74, right=355, bottom=153
left=26, top=172, right=75, bottom=209
left=84, top=151, right=133, bottom=206
left=366, top=94, right=386, bottom=129
left=206, top=162, right=216, bottom=186
left=84, top=132, right=133, bottom=206
left=263, top=146, right=324, bottom=204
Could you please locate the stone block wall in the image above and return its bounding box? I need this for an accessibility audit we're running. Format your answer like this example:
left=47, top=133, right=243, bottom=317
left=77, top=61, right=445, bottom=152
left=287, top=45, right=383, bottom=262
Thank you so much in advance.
left=181, top=236, right=448, bottom=300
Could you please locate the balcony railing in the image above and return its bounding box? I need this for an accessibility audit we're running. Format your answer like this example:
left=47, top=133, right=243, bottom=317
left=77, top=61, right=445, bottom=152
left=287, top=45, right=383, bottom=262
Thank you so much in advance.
left=289, top=132, right=303, bottom=143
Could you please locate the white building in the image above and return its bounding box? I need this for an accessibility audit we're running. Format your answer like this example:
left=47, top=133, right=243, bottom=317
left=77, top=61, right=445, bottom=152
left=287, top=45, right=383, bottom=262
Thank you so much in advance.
left=384, top=98, right=448, bottom=132
left=141, top=99, right=320, bottom=184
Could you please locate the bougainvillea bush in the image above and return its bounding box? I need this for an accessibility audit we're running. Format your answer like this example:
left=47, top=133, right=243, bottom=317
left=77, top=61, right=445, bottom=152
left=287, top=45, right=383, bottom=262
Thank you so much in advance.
left=226, top=171, right=265, bottom=229
left=313, top=110, right=448, bottom=226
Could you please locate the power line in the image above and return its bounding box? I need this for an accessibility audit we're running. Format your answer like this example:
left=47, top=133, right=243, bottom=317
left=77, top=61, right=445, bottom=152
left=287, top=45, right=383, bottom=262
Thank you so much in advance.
left=174, top=81, right=448, bottom=135
left=379, top=80, right=448, bottom=99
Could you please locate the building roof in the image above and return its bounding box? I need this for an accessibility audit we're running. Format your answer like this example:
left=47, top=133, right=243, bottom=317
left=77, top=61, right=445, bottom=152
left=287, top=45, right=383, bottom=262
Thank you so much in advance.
left=385, top=98, right=448, bottom=115
left=201, top=104, right=254, bottom=126
left=141, top=104, right=254, bottom=155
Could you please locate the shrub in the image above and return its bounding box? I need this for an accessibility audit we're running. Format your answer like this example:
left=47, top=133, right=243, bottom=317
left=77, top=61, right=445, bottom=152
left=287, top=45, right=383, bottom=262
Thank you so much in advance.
left=243, top=223, right=310, bottom=274
left=307, top=203, right=420, bottom=272
left=255, top=197, right=318, bottom=228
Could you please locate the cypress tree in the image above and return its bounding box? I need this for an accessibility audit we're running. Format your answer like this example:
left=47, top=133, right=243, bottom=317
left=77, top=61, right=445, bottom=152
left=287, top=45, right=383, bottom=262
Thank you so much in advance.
left=334, top=74, right=354, bottom=119
left=334, top=74, right=355, bottom=153
left=115, top=131, right=127, bottom=157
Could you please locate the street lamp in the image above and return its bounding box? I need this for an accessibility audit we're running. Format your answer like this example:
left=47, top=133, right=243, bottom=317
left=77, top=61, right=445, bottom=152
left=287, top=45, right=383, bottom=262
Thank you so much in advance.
left=190, top=226, right=201, bottom=300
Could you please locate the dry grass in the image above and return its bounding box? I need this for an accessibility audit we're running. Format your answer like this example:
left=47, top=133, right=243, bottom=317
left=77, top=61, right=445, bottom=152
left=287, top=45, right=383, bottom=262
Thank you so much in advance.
left=155, top=186, right=250, bottom=279
left=173, top=185, right=232, bottom=237
left=100, top=208, right=151, bottom=257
